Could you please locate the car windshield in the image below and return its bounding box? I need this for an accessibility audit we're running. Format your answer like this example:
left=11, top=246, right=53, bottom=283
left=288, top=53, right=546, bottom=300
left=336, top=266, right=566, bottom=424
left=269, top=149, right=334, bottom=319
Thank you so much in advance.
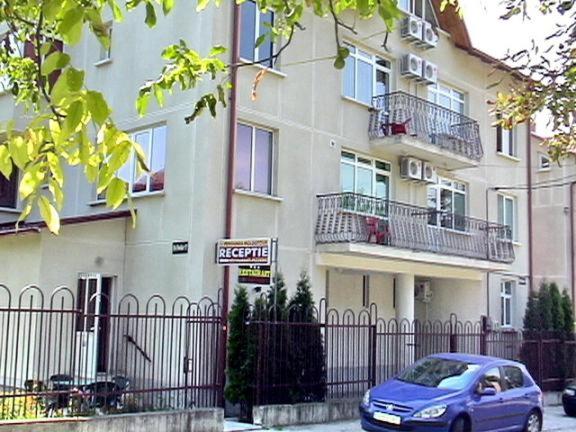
left=397, top=357, right=480, bottom=390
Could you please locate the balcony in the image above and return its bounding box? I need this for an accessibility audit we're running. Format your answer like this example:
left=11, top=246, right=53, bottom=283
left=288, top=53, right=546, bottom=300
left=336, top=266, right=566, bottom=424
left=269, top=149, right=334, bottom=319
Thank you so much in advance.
left=315, top=193, right=514, bottom=264
left=369, top=92, right=483, bottom=169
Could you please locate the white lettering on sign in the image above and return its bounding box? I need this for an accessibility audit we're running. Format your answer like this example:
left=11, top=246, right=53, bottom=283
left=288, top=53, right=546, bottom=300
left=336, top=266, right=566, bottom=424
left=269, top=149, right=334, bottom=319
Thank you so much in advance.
left=216, top=238, right=273, bottom=265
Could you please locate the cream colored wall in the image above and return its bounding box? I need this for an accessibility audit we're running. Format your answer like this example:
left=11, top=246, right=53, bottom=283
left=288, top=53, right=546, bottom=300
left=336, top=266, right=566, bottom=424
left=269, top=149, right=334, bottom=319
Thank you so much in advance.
left=0, top=233, right=41, bottom=294
left=422, top=277, right=485, bottom=323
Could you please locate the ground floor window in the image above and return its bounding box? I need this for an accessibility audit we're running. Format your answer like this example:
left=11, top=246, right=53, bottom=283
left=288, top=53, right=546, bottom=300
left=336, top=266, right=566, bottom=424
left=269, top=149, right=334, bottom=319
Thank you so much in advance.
left=500, top=280, right=514, bottom=327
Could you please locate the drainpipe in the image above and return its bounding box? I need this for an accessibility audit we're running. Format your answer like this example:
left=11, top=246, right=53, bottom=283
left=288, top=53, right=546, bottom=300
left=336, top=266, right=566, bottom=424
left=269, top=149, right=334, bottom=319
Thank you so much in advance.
left=570, top=182, right=576, bottom=306
left=526, top=119, right=534, bottom=292
left=485, top=186, right=491, bottom=318
left=220, top=1, right=240, bottom=408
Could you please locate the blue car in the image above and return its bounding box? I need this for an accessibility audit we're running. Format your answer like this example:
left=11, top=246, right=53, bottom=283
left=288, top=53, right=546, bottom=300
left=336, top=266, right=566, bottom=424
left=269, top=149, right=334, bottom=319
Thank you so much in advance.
left=360, top=353, right=542, bottom=432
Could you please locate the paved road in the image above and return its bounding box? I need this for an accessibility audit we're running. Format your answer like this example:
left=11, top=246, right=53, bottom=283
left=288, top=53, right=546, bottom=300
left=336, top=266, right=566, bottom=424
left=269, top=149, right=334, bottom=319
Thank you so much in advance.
left=266, top=405, right=576, bottom=431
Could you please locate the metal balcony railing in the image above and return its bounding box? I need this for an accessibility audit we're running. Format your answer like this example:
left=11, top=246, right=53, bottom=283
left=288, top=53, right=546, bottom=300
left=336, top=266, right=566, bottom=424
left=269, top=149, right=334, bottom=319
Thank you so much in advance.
left=369, top=92, right=484, bottom=161
left=315, top=193, right=514, bottom=264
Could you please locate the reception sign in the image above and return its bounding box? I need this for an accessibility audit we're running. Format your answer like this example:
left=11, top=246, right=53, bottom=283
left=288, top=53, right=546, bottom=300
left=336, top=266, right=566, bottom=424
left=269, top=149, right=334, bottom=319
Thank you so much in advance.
left=216, top=238, right=272, bottom=265
left=238, top=265, right=272, bottom=285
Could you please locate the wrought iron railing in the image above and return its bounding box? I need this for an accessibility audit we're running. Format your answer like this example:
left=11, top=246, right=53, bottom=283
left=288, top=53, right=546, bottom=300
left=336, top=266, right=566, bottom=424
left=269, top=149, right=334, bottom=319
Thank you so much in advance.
left=315, top=193, right=514, bottom=263
left=369, top=91, right=483, bottom=161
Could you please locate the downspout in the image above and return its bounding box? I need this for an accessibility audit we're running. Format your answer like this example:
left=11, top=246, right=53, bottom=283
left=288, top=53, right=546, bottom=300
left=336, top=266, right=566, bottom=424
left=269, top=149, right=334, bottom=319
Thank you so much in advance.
left=570, top=182, right=576, bottom=306
left=486, top=186, right=491, bottom=317
left=526, top=119, right=534, bottom=292
left=220, top=0, right=241, bottom=407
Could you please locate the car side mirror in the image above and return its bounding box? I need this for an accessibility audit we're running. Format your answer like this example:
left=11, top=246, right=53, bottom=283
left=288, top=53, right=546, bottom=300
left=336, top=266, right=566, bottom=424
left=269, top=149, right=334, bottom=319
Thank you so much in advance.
left=478, top=387, right=497, bottom=397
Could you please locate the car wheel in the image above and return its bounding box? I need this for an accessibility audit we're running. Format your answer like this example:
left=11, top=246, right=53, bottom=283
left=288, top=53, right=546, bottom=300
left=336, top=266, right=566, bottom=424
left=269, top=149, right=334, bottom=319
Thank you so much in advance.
left=564, top=405, right=576, bottom=417
left=524, top=410, right=542, bottom=432
left=450, top=416, right=469, bottom=432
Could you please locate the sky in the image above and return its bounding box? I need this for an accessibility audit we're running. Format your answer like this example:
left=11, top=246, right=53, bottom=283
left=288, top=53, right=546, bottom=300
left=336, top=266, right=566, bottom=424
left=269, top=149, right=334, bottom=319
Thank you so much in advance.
left=459, top=0, right=565, bottom=136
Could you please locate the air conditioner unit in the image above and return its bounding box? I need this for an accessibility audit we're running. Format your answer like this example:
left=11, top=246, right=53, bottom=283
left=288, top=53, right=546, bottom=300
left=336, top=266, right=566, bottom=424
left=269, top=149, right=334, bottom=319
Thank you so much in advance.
left=401, top=16, right=423, bottom=42
left=400, top=157, right=423, bottom=181
left=421, top=60, right=438, bottom=84
left=422, top=162, right=437, bottom=184
left=419, top=21, right=439, bottom=49
left=415, top=281, right=433, bottom=303
left=400, top=54, right=423, bottom=80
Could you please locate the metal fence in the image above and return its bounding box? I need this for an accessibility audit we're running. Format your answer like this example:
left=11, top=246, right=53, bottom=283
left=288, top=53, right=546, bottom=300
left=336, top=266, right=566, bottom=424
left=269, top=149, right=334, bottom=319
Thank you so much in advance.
left=369, top=91, right=483, bottom=161
left=315, top=193, right=515, bottom=264
left=250, top=302, right=573, bottom=405
left=0, top=285, right=222, bottom=420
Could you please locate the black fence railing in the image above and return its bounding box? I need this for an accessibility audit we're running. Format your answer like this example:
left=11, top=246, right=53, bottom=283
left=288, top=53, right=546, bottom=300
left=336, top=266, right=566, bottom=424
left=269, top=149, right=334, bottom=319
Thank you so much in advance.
left=249, top=303, right=574, bottom=407
left=369, top=92, right=483, bottom=161
left=316, top=193, right=515, bottom=264
left=0, top=285, right=222, bottom=420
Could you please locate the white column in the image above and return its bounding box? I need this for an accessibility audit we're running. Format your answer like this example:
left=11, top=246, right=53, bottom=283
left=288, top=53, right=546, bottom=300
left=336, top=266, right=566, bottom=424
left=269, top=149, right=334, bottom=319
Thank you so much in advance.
left=395, top=273, right=415, bottom=323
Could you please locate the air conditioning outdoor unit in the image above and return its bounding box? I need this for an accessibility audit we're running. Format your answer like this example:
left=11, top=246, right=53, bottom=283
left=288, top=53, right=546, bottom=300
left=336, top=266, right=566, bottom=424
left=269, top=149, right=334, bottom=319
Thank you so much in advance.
left=421, top=60, right=438, bottom=84
left=400, top=157, right=423, bottom=181
left=415, top=281, right=433, bottom=303
left=400, top=54, right=423, bottom=80
left=418, top=21, right=439, bottom=49
left=401, top=16, right=423, bottom=42
left=422, top=162, right=438, bottom=184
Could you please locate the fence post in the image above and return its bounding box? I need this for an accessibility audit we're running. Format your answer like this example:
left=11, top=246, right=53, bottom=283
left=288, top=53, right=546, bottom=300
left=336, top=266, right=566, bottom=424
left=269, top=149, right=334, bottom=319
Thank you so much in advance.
left=480, top=315, right=489, bottom=356
left=449, top=316, right=457, bottom=353
left=369, top=324, right=377, bottom=387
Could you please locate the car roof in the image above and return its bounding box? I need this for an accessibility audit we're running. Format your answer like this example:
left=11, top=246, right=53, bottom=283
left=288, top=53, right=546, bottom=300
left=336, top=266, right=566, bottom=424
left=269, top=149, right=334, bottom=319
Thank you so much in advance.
left=429, top=352, right=517, bottom=366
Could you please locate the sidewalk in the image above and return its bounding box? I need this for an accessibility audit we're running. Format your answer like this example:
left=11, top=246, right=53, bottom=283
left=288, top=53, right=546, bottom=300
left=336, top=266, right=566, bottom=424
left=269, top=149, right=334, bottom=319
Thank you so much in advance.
left=226, top=405, right=576, bottom=432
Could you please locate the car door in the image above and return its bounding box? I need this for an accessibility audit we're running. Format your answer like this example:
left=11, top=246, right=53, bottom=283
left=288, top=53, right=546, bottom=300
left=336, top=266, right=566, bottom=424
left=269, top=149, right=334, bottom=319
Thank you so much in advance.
left=470, top=367, right=509, bottom=432
left=501, top=365, right=530, bottom=429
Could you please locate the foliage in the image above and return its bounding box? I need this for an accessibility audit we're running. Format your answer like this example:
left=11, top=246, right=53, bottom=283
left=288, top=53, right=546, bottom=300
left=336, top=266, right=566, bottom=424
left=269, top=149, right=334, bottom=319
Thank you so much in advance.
left=224, top=286, right=255, bottom=419
left=0, top=393, right=44, bottom=420
left=266, top=271, right=287, bottom=320
left=287, top=271, right=326, bottom=403
left=562, top=289, right=575, bottom=335
left=523, top=281, right=574, bottom=334
left=0, top=0, right=406, bottom=233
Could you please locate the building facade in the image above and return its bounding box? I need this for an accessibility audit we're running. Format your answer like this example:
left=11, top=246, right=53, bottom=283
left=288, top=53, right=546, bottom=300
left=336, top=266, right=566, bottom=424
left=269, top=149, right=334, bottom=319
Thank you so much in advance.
left=0, top=0, right=531, bottom=343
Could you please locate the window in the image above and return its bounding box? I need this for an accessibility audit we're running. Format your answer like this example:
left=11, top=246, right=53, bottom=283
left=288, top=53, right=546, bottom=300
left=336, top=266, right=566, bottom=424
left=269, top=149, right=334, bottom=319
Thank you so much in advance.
left=99, top=124, right=167, bottom=198
left=235, top=123, right=274, bottom=195
left=98, top=23, right=112, bottom=62
left=428, top=83, right=465, bottom=114
left=0, top=168, right=17, bottom=209
left=240, top=0, right=275, bottom=68
left=500, top=280, right=514, bottom=327
left=496, top=116, right=516, bottom=157
left=427, top=178, right=467, bottom=231
left=502, top=366, right=524, bottom=390
left=479, top=367, right=503, bottom=393
left=538, top=153, right=550, bottom=171
left=343, top=44, right=391, bottom=106
left=497, top=194, right=516, bottom=241
left=398, top=0, right=438, bottom=24
left=341, top=151, right=391, bottom=198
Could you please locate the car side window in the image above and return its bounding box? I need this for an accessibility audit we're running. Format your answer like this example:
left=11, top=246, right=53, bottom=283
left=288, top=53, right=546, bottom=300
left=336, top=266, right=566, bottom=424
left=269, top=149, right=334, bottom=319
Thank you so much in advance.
left=502, top=366, right=524, bottom=390
left=478, top=367, right=503, bottom=393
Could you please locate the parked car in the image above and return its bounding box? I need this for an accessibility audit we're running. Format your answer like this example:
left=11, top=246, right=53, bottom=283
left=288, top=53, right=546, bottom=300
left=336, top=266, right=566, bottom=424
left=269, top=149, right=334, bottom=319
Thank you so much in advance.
left=562, top=381, right=576, bottom=416
left=360, top=353, right=543, bottom=432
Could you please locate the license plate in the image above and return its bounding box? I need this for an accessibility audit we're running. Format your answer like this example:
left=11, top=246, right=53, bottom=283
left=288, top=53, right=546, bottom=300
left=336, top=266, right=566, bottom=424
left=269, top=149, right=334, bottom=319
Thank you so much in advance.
left=373, top=411, right=401, bottom=425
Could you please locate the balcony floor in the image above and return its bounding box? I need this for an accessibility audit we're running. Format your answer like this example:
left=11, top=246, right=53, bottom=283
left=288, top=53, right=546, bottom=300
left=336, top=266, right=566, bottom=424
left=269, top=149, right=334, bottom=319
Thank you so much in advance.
left=316, top=242, right=512, bottom=278
left=370, top=134, right=479, bottom=170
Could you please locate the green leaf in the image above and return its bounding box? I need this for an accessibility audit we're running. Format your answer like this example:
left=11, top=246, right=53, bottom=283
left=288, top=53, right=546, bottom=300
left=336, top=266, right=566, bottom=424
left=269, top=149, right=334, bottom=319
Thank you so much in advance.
left=197, top=0, right=210, bottom=11
left=39, top=196, right=61, bottom=234
left=0, top=145, right=12, bottom=180
left=47, top=153, right=64, bottom=187
left=108, top=0, right=124, bottom=20
left=255, top=34, right=267, bottom=48
left=106, top=177, right=127, bottom=209
left=162, top=0, right=175, bottom=14
left=49, top=179, right=64, bottom=211
left=67, top=68, right=85, bottom=92
left=19, top=168, right=44, bottom=199
left=41, top=51, right=70, bottom=76
left=59, top=8, right=84, bottom=45
left=210, top=45, right=227, bottom=56
left=145, top=2, right=157, bottom=27
left=8, top=136, right=29, bottom=169
left=64, top=100, right=85, bottom=134
left=86, top=91, right=111, bottom=125
left=136, top=90, right=151, bottom=116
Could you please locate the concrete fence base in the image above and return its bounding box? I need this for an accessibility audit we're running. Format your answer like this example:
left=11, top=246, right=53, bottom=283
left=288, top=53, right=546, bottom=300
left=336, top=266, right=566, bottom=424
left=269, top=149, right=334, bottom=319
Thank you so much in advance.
left=0, top=408, right=223, bottom=432
left=253, top=398, right=360, bottom=427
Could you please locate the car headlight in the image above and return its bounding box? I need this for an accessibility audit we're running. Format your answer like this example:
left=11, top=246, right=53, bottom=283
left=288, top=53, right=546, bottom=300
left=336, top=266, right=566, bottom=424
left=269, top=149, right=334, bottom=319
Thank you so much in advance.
left=362, top=390, right=370, bottom=406
left=564, top=388, right=576, bottom=397
left=413, top=404, right=447, bottom=419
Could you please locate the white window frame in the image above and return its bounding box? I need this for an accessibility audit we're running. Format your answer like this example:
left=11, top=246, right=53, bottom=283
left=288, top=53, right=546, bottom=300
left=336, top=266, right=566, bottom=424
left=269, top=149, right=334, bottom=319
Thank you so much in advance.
left=97, top=22, right=113, bottom=63
left=497, top=193, right=517, bottom=241
left=500, top=280, right=514, bottom=328
left=236, top=122, right=276, bottom=195
left=427, top=177, right=468, bottom=231
left=496, top=116, right=517, bottom=158
left=340, top=150, right=391, bottom=198
left=538, top=153, right=551, bottom=171
left=342, top=43, right=392, bottom=106
left=397, top=0, right=438, bottom=24
left=240, top=0, right=276, bottom=68
left=428, top=83, right=466, bottom=114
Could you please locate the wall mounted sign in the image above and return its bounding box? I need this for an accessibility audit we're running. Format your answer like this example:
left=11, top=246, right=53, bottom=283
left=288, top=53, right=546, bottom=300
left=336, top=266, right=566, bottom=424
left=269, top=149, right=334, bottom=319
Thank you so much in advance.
left=216, top=238, right=272, bottom=265
left=172, top=241, right=189, bottom=255
left=238, top=265, right=272, bottom=285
